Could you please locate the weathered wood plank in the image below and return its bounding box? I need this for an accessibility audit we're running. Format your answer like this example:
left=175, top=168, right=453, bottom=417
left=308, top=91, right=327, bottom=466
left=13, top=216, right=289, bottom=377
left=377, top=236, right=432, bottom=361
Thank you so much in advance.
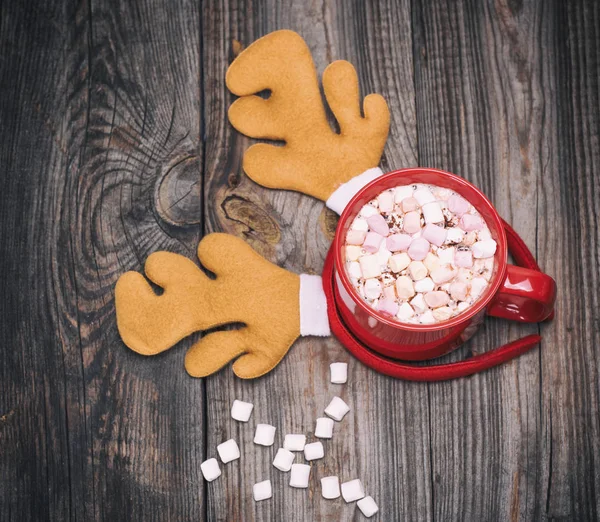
left=412, top=0, right=552, bottom=519
left=202, top=1, right=430, bottom=520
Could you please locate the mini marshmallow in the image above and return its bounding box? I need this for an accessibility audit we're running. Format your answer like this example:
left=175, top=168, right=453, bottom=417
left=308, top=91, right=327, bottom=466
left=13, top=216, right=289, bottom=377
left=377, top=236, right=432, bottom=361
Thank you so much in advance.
left=460, top=214, right=483, bottom=231
left=419, top=310, right=436, bottom=324
left=450, top=281, right=469, bottom=302
left=448, top=194, right=470, bottom=216
left=403, top=211, right=421, bottom=234
left=325, top=396, right=350, bottom=421
left=401, top=197, right=420, bottom=212
left=472, top=239, right=497, bottom=258
left=422, top=224, right=447, bottom=246
left=424, top=291, right=450, bottom=308
left=389, top=252, right=411, bottom=273
left=321, top=476, right=341, bottom=499
left=348, top=261, right=362, bottom=279
left=430, top=266, right=457, bottom=284
left=414, top=277, right=435, bottom=293
left=408, top=238, right=430, bottom=261
left=395, top=276, right=415, bottom=299
left=408, top=261, right=428, bottom=281
left=457, top=267, right=473, bottom=282
left=377, top=241, right=392, bottom=265
left=253, top=480, right=272, bottom=501
left=362, top=232, right=384, bottom=253
left=346, top=229, right=367, bottom=245
left=330, top=362, right=348, bottom=384
left=410, top=293, right=428, bottom=312
left=231, top=400, right=254, bottom=422
left=463, top=231, right=477, bottom=245
left=304, top=441, right=324, bottom=461
left=351, top=217, right=369, bottom=231
left=200, top=458, right=221, bottom=482
left=457, top=301, right=470, bottom=312
left=478, top=228, right=492, bottom=241
left=358, top=255, right=381, bottom=279
left=283, top=434, right=306, bottom=452
left=357, top=496, right=379, bottom=518
left=360, top=204, right=379, bottom=218
left=341, top=479, right=365, bottom=503
left=470, top=277, right=488, bottom=298
left=217, top=439, right=240, bottom=463
left=397, top=302, right=415, bottom=321
left=445, top=227, right=465, bottom=244
left=413, top=187, right=436, bottom=206
left=363, top=278, right=382, bottom=299
left=377, top=298, right=399, bottom=317
left=386, top=233, right=412, bottom=252
left=367, top=214, right=390, bottom=236
left=273, top=448, right=295, bottom=471
left=436, top=247, right=456, bottom=265
left=394, top=185, right=414, bottom=203
left=382, top=285, right=396, bottom=301
left=289, top=464, right=311, bottom=488
left=433, top=306, right=453, bottom=322
left=423, top=252, right=441, bottom=273
left=254, top=424, right=276, bottom=447
left=345, top=245, right=362, bottom=262
left=454, top=250, right=473, bottom=268
left=422, top=202, right=444, bottom=224
left=315, top=417, right=334, bottom=439
left=377, top=191, right=395, bottom=213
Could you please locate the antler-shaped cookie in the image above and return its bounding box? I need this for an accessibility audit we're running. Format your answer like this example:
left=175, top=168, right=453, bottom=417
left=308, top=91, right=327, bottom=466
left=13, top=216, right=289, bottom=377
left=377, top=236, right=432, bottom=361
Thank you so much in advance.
left=226, top=30, right=390, bottom=202
left=115, top=233, right=301, bottom=379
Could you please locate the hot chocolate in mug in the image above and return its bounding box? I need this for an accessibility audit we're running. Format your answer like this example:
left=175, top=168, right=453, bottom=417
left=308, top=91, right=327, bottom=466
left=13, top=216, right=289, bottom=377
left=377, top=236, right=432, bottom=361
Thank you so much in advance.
left=323, top=168, right=556, bottom=379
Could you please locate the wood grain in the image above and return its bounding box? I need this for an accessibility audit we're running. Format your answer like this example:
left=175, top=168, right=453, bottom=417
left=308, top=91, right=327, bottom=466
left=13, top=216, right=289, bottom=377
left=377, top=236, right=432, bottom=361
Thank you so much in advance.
left=1, top=0, right=599, bottom=521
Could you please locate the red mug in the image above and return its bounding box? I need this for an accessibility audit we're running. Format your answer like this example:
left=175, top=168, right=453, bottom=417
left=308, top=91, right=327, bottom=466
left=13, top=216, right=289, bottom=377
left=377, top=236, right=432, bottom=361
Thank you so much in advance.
left=330, top=168, right=556, bottom=368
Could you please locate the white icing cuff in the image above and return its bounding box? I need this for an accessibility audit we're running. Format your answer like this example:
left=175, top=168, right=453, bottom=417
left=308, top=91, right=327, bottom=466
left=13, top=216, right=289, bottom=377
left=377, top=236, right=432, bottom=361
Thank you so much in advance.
left=325, top=167, right=384, bottom=215
left=299, top=274, right=331, bottom=337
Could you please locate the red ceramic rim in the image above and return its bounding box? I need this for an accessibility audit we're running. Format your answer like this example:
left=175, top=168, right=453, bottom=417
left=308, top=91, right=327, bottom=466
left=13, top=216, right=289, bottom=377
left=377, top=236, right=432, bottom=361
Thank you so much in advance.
left=334, top=168, right=508, bottom=332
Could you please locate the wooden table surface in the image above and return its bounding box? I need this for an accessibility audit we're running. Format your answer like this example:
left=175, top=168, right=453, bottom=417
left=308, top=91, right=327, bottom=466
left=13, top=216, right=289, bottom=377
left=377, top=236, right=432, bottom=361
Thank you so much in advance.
left=1, top=0, right=599, bottom=520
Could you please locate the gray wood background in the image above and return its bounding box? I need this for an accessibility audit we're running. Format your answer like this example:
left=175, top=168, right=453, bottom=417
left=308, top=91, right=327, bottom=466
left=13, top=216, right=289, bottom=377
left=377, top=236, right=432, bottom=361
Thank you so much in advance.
left=1, top=0, right=599, bottom=520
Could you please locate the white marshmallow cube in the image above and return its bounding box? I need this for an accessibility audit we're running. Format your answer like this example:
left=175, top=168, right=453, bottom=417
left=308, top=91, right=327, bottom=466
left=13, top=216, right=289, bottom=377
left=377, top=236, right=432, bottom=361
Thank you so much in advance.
left=414, top=277, right=435, bottom=293
left=330, top=362, right=348, bottom=384
left=445, top=228, right=465, bottom=244
left=472, top=239, right=497, bottom=258
left=325, top=396, right=350, bottom=421
left=437, top=246, right=455, bottom=265
left=359, top=255, right=381, bottom=279
left=273, top=448, right=295, bottom=472
left=360, top=205, right=379, bottom=218
left=200, top=458, right=221, bottom=482
left=422, top=202, right=444, bottom=224
left=315, top=417, right=334, bottom=439
left=303, top=441, right=324, bottom=461
left=341, top=478, right=365, bottom=502
left=321, top=476, right=341, bottom=499
left=397, top=302, right=415, bottom=321
left=348, top=261, right=362, bottom=280
left=470, top=277, right=488, bottom=299
left=351, top=217, right=369, bottom=231
left=413, top=187, right=436, bottom=205
left=363, top=278, right=382, bottom=299
left=283, top=434, right=306, bottom=451
left=231, top=399, right=253, bottom=422
left=289, top=464, right=311, bottom=488
left=346, top=245, right=363, bottom=262
left=217, top=439, right=240, bottom=463
left=254, top=424, right=276, bottom=446
left=253, top=479, right=272, bottom=501
left=388, top=252, right=411, bottom=273
left=357, top=496, right=379, bottom=517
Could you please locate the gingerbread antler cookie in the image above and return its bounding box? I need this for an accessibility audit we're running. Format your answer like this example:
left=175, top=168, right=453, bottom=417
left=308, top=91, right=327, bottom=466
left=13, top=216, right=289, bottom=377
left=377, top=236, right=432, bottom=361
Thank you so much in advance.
left=115, top=233, right=327, bottom=379
left=226, top=30, right=390, bottom=204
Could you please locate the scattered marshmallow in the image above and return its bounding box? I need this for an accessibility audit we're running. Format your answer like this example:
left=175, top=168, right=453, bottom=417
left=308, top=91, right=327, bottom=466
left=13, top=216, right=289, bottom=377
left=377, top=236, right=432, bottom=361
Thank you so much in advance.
left=423, top=252, right=441, bottom=273
left=321, top=476, right=341, bottom=499
left=437, top=246, right=455, bottom=265
left=254, top=424, right=276, bottom=446
left=454, top=250, right=473, bottom=267
left=217, top=439, right=240, bottom=463
left=283, top=434, right=306, bottom=452
left=231, top=400, right=253, bottom=422
left=401, top=197, right=420, bottom=212
left=357, top=496, right=379, bottom=517
left=386, top=233, right=412, bottom=252
left=200, top=458, right=221, bottom=482
left=408, top=261, right=428, bottom=281
left=358, top=255, right=381, bottom=279
left=377, top=191, right=395, bottom=213
left=408, top=238, right=430, bottom=261
left=363, top=278, right=382, bottom=299
left=273, top=448, right=295, bottom=472
left=460, top=214, right=483, bottom=231
left=403, top=211, right=421, bottom=234
left=433, top=306, right=453, bottom=322
left=382, top=285, right=396, bottom=301
left=389, top=252, right=411, bottom=273
left=419, top=310, right=436, bottom=324
left=363, top=232, right=384, bottom=253
left=341, top=479, right=365, bottom=503
left=315, top=417, right=334, bottom=439
left=351, top=217, right=369, bottom=231
left=470, top=277, right=488, bottom=298
left=325, top=396, right=350, bottom=421
left=422, top=223, right=447, bottom=246
left=289, top=464, right=311, bottom=488
left=422, top=202, right=444, bottom=224
left=377, top=298, right=398, bottom=317
left=445, top=227, right=465, bottom=244
left=397, top=302, right=415, bottom=321
left=410, top=293, right=428, bottom=313
left=330, top=362, right=348, bottom=384
left=367, top=213, right=390, bottom=236
left=414, top=277, right=435, bottom=293
left=450, top=281, right=469, bottom=302
left=430, top=266, right=457, bottom=284
left=395, top=276, right=415, bottom=299
left=376, top=241, right=392, bottom=265
left=348, top=261, right=362, bottom=280
left=346, top=229, right=367, bottom=245
left=472, top=239, right=497, bottom=258
left=253, top=479, right=272, bottom=501
left=424, top=291, right=450, bottom=308
left=394, top=185, right=414, bottom=203
left=413, top=187, right=436, bottom=205
left=360, top=204, right=379, bottom=218
left=304, top=441, right=324, bottom=461
left=448, top=194, right=470, bottom=216
left=345, top=245, right=362, bottom=261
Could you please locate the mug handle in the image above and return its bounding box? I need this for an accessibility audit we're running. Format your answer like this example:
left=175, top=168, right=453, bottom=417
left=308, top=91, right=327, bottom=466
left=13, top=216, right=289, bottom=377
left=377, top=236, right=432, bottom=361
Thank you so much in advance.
left=487, top=219, right=556, bottom=322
